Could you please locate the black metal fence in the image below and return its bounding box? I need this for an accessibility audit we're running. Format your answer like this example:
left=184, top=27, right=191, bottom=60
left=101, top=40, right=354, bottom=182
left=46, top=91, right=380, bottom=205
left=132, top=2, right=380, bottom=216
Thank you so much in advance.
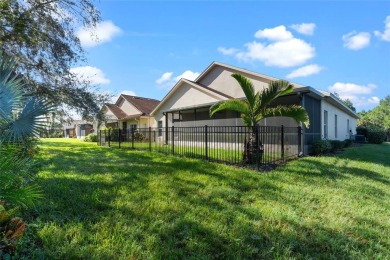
left=98, top=125, right=302, bottom=170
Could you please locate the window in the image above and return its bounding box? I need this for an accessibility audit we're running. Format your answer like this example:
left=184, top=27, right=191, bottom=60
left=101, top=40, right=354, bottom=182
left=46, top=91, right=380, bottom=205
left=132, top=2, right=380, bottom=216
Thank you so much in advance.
left=347, top=119, right=350, bottom=133
left=130, top=124, right=137, bottom=130
left=335, top=114, right=338, bottom=139
left=122, top=122, right=127, bottom=130
left=158, top=121, right=163, bottom=136
left=324, top=110, right=328, bottom=139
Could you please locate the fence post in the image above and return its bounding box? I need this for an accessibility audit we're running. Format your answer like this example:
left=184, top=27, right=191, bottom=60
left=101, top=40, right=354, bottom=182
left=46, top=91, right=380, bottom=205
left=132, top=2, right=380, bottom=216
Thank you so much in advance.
left=205, top=125, right=208, bottom=160
left=256, top=126, right=260, bottom=171
left=298, top=126, right=302, bottom=156
left=118, top=129, right=121, bottom=148
left=99, top=130, right=101, bottom=146
left=172, top=126, right=175, bottom=155
left=281, top=125, right=285, bottom=163
left=149, top=127, right=152, bottom=151
left=108, top=129, right=111, bottom=147
left=131, top=127, right=135, bottom=149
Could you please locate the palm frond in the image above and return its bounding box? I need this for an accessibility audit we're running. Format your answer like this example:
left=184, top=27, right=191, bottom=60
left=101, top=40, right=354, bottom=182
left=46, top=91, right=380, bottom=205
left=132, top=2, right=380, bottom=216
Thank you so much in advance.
left=1, top=97, right=52, bottom=143
left=209, top=99, right=249, bottom=117
left=0, top=53, right=25, bottom=116
left=259, top=80, right=294, bottom=110
left=263, top=105, right=310, bottom=128
left=231, top=73, right=256, bottom=107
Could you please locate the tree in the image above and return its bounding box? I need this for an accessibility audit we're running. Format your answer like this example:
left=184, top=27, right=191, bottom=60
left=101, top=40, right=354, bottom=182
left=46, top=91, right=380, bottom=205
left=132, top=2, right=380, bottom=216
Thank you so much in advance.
left=209, top=73, right=309, bottom=163
left=0, top=0, right=109, bottom=119
left=358, top=95, right=390, bottom=141
left=332, top=92, right=356, bottom=112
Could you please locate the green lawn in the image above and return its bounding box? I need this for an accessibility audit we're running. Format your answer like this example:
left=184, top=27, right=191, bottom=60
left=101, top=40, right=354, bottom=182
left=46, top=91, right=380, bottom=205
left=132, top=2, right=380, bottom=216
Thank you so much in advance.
left=18, top=139, right=390, bottom=259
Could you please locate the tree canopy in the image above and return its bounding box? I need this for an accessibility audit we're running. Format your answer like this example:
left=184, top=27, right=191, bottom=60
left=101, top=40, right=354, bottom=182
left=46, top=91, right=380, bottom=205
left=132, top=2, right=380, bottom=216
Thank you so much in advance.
left=358, top=95, right=390, bottom=130
left=0, top=0, right=109, bottom=120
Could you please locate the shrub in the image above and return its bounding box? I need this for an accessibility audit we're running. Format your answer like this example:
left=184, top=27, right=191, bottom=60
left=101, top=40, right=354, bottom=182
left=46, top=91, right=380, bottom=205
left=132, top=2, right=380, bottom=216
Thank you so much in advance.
left=329, top=140, right=345, bottom=152
left=344, top=139, right=352, bottom=147
left=312, top=140, right=331, bottom=155
left=367, top=131, right=387, bottom=144
left=83, top=133, right=98, bottom=142
left=134, top=132, right=146, bottom=142
left=356, top=126, right=368, bottom=137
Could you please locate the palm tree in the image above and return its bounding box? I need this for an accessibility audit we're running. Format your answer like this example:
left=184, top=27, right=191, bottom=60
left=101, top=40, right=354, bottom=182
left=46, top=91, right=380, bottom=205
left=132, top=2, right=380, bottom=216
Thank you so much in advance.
left=210, top=73, right=309, bottom=164
left=0, top=52, right=52, bottom=207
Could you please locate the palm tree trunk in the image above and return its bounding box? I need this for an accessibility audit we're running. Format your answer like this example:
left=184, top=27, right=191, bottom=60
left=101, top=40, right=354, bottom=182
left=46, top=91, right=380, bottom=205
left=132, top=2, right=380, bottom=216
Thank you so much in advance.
left=243, top=126, right=263, bottom=164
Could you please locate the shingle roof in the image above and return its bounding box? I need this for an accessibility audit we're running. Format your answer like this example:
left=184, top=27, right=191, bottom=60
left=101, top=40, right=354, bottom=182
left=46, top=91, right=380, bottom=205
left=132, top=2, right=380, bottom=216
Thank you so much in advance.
left=105, top=103, right=128, bottom=119
left=120, top=95, right=160, bottom=115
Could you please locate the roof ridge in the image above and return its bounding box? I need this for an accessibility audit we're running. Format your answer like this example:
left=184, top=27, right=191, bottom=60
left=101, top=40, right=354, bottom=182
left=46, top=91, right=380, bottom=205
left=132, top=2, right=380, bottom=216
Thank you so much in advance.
left=121, top=94, right=160, bottom=102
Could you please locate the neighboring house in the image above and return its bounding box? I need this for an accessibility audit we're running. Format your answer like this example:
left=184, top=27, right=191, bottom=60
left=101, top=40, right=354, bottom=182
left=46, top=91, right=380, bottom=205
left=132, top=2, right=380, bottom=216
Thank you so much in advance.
left=100, top=94, right=160, bottom=131
left=150, top=62, right=359, bottom=154
left=64, top=121, right=93, bottom=139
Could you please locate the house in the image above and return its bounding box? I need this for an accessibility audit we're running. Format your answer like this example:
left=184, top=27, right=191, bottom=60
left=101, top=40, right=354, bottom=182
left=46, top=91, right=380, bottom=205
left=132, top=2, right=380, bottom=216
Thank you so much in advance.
left=63, top=120, right=94, bottom=139
left=100, top=94, right=160, bottom=131
left=150, top=62, right=359, bottom=154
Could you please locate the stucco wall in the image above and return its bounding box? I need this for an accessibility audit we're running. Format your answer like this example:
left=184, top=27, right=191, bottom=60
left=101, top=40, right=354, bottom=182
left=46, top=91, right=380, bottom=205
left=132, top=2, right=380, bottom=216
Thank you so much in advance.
left=321, top=100, right=357, bottom=140
left=118, top=97, right=141, bottom=115
left=198, top=66, right=269, bottom=98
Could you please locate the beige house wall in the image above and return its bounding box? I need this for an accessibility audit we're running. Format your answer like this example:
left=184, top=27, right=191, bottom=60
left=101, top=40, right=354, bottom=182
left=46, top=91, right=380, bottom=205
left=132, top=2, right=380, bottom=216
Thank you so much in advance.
left=153, top=82, right=223, bottom=128
left=118, top=97, right=142, bottom=115
left=198, top=66, right=270, bottom=98
left=119, top=117, right=154, bottom=129
left=322, top=100, right=357, bottom=140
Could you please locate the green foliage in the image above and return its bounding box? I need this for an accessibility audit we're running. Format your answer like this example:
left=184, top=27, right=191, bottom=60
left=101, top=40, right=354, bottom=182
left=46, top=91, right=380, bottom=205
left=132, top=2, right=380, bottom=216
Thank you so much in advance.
left=343, top=139, right=352, bottom=147
left=18, top=139, right=390, bottom=259
left=312, top=140, right=331, bottom=155
left=358, top=95, right=390, bottom=131
left=367, top=131, right=387, bottom=144
left=0, top=0, right=111, bottom=119
left=210, top=74, right=310, bottom=128
left=329, top=140, right=345, bottom=153
left=356, top=125, right=369, bottom=137
left=83, top=133, right=98, bottom=142
left=134, top=132, right=146, bottom=142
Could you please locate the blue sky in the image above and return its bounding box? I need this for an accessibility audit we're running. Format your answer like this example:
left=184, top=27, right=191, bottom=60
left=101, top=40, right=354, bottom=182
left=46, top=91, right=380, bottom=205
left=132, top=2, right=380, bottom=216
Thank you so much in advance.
left=71, top=0, right=390, bottom=112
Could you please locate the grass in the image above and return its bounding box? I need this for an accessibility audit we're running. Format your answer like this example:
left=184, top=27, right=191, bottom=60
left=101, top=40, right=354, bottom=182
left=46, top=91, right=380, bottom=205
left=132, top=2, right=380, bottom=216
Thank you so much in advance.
left=17, top=139, right=390, bottom=259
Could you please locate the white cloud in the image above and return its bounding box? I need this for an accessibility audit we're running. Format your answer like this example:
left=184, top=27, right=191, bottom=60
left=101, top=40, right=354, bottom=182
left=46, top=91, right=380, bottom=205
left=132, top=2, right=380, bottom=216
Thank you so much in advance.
left=156, top=72, right=173, bottom=84
left=217, top=47, right=239, bottom=55
left=70, top=66, right=110, bottom=85
left=77, top=20, right=122, bottom=48
left=328, top=82, right=379, bottom=108
left=254, top=25, right=293, bottom=41
left=328, top=82, right=376, bottom=95
left=235, top=39, right=315, bottom=67
left=286, top=64, right=323, bottom=79
left=156, top=70, right=200, bottom=90
left=111, top=90, right=137, bottom=103
left=219, top=25, right=315, bottom=68
left=175, top=70, right=200, bottom=82
left=342, top=31, right=370, bottom=50
left=374, top=15, right=390, bottom=41
left=121, top=90, right=136, bottom=96
left=290, top=23, right=316, bottom=36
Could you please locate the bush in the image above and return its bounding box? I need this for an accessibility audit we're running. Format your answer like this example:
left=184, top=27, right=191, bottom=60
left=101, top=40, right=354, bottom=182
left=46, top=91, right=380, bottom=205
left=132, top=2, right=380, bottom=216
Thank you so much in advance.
left=356, top=126, right=368, bottom=137
left=344, top=139, right=352, bottom=147
left=83, top=133, right=98, bottom=142
left=312, top=140, right=331, bottom=155
left=134, top=132, right=146, bottom=142
left=367, top=131, right=387, bottom=144
left=329, top=140, right=345, bottom=152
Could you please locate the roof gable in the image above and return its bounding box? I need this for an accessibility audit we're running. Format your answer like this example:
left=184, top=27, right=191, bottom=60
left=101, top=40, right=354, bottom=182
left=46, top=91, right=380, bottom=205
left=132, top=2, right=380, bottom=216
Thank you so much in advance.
left=120, top=95, right=160, bottom=115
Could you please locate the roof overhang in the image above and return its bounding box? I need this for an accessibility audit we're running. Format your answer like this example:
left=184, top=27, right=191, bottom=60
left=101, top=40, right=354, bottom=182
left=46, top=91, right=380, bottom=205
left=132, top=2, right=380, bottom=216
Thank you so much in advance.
left=150, top=78, right=228, bottom=116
